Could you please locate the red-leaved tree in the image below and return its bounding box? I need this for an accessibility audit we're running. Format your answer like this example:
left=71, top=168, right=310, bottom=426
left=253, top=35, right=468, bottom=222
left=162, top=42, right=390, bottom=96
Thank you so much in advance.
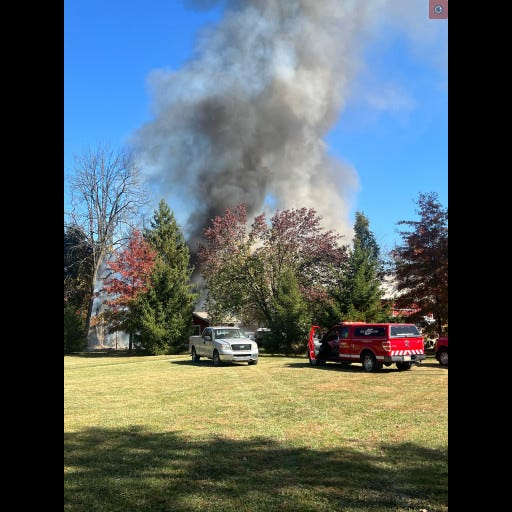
left=391, top=192, right=448, bottom=336
left=102, top=230, right=157, bottom=348
left=198, top=204, right=348, bottom=330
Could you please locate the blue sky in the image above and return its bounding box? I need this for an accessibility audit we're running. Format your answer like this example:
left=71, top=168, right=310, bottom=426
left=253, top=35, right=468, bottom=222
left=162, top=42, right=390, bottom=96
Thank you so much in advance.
left=64, top=0, right=447, bottom=255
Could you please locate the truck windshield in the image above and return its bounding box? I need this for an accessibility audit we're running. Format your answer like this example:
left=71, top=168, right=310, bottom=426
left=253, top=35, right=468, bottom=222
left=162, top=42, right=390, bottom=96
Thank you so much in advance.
left=390, top=325, right=421, bottom=337
left=214, top=329, right=242, bottom=339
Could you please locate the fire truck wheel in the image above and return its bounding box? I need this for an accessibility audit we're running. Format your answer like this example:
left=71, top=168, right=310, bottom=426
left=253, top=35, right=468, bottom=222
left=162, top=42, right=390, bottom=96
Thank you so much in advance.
left=361, top=353, right=380, bottom=372
left=396, top=362, right=412, bottom=371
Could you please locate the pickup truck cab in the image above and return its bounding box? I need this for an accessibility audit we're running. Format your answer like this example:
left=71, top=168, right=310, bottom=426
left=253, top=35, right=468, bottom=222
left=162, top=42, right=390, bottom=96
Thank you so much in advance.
left=189, top=326, right=259, bottom=366
left=308, top=321, right=426, bottom=372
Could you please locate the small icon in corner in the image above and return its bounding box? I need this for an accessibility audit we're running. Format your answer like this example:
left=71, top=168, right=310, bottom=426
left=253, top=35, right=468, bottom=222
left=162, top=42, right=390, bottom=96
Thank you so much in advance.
left=429, top=0, right=448, bottom=19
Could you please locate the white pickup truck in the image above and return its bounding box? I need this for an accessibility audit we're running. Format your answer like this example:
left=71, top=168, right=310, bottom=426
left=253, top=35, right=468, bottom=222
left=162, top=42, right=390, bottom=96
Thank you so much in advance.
left=189, top=326, right=259, bottom=366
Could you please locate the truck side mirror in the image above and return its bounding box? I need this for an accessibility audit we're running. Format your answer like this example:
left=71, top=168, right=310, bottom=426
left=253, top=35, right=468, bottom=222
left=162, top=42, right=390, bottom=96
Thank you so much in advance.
left=204, top=335, right=211, bottom=341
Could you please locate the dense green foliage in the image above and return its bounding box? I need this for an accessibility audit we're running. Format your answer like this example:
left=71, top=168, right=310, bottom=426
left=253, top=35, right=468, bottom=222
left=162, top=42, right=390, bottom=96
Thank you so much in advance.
left=314, top=212, right=390, bottom=328
left=332, top=212, right=390, bottom=323
left=136, top=200, right=198, bottom=354
left=64, top=305, right=87, bottom=353
left=267, top=268, right=310, bottom=355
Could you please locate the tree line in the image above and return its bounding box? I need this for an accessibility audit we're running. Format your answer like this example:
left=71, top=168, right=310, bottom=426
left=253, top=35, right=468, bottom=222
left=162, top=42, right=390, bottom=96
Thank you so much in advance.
left=64, top=144, right=448, bottom=355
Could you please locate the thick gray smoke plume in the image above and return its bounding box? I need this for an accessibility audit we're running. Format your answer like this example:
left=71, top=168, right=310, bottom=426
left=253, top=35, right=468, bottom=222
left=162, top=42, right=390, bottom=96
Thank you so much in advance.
left=133, top=0, right=379, bottom=253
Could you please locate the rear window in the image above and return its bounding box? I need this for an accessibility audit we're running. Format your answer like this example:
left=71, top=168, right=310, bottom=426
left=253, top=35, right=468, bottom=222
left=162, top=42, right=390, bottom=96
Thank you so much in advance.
left=354, top=326, right=386, bottom=337
left=390, top=325, right=421, bottom=337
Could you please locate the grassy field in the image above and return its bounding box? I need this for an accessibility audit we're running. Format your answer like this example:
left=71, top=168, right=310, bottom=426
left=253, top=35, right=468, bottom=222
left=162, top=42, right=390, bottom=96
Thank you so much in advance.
left=64, top=352, right=448, bottom=512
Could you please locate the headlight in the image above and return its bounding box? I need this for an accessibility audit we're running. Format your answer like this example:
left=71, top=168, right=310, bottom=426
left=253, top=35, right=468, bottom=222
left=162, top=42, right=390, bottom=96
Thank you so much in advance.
left=218, top=341, right=231, bottom=350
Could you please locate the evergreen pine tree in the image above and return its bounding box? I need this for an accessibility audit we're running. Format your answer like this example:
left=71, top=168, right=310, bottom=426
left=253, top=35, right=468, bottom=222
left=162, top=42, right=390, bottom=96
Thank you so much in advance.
left=333, top=212, right=390, bottom=322
left=138, top=200, right=198, bottom=354
left=267, top=267, right=310, bottom=356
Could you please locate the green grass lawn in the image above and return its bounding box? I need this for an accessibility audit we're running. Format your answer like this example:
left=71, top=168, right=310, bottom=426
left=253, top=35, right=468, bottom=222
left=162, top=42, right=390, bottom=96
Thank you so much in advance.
left=64, top=352, right=448, bottom=512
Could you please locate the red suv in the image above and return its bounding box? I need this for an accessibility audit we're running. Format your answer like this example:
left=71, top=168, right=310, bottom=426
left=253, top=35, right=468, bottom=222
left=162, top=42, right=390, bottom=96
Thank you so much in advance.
left=434, top=336, right=448, bottom=366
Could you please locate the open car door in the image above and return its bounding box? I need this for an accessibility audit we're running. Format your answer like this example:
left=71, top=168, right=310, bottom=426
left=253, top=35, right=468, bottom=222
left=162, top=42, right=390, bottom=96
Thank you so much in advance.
left=307, top=325, right=323, bottom=365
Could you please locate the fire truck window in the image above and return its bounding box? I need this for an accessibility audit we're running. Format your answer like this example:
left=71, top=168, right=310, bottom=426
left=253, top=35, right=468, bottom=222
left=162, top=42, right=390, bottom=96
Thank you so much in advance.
left=354, top=326, right=386, bottom=337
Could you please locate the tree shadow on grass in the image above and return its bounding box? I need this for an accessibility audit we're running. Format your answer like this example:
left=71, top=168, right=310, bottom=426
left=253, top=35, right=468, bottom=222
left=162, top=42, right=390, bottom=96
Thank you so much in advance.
left=65, top=427, right=447, bottom=512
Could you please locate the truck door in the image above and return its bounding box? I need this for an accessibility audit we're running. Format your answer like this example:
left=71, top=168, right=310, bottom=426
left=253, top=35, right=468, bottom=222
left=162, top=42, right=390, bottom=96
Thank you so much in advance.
left=199, top=328, right=212, bottom=357
left=338, top=325, right=350, bottom=360
left=308, top=325, right=322, bottom=363
left=318, top=327, right=340, bottom=361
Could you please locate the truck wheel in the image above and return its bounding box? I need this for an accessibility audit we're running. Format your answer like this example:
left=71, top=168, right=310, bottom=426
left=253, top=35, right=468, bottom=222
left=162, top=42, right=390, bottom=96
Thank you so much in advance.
left=361, top=353, right=379, bottom=372
left=212, top=350, right=222, bottom=366
left=437, top=349, right=448, bottom=366
left=191, top=347, right=200, bottom=362
left=396, top=362, right=412, bottom=371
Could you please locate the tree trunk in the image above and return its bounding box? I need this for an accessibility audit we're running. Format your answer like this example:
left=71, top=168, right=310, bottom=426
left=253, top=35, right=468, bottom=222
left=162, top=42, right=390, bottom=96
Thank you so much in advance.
left=85, top=255, right=104, bottom=350
left=84, top=293, right=95, bottom=350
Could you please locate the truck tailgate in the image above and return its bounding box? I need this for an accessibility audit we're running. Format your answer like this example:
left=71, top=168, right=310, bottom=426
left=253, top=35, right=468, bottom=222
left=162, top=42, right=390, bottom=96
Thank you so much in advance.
left=389, top=336, right=424, bottom=355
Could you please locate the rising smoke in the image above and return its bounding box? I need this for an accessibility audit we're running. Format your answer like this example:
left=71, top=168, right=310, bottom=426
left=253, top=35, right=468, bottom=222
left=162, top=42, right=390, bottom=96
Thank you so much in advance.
left=132, top=0, right=398, bottom=256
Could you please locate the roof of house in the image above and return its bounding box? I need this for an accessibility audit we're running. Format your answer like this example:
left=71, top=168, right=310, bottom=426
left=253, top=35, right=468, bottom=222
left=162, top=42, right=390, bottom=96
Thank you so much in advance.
left=192, top=311, right=210, bottom=321
left=192, top=311, right=242, bottom=326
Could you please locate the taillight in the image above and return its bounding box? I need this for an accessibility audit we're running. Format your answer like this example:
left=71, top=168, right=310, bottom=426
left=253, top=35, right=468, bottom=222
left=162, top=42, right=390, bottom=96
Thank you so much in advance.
left=381, top=341, right=391, bottom=352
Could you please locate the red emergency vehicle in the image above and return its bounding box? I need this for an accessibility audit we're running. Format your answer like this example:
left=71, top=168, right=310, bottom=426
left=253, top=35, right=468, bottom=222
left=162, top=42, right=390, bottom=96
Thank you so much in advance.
left=308, top=321, right=426, bottom=372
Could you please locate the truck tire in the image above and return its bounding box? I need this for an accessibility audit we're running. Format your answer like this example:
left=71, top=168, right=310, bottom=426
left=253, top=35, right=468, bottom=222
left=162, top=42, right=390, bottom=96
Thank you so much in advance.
left=248, top=360, right=258, bottom=365
left=437, top=349, right=448, bottom=366
left=396, top=362, right=412, bottom=371
left=191, top=347, right=200, bottom=362
left=361, top=353, right=380, bottom=372
left=212, top=350, right=222, bottom=366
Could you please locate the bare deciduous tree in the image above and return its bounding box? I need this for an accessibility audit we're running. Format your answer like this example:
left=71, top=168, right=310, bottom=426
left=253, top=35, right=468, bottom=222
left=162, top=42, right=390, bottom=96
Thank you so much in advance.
left=65, top=142, right=148, bottom=348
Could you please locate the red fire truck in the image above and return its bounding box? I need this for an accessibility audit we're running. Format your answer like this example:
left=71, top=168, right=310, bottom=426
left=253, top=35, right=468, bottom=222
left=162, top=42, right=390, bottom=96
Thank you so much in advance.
left=307, top=321, right=426, bottom=372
